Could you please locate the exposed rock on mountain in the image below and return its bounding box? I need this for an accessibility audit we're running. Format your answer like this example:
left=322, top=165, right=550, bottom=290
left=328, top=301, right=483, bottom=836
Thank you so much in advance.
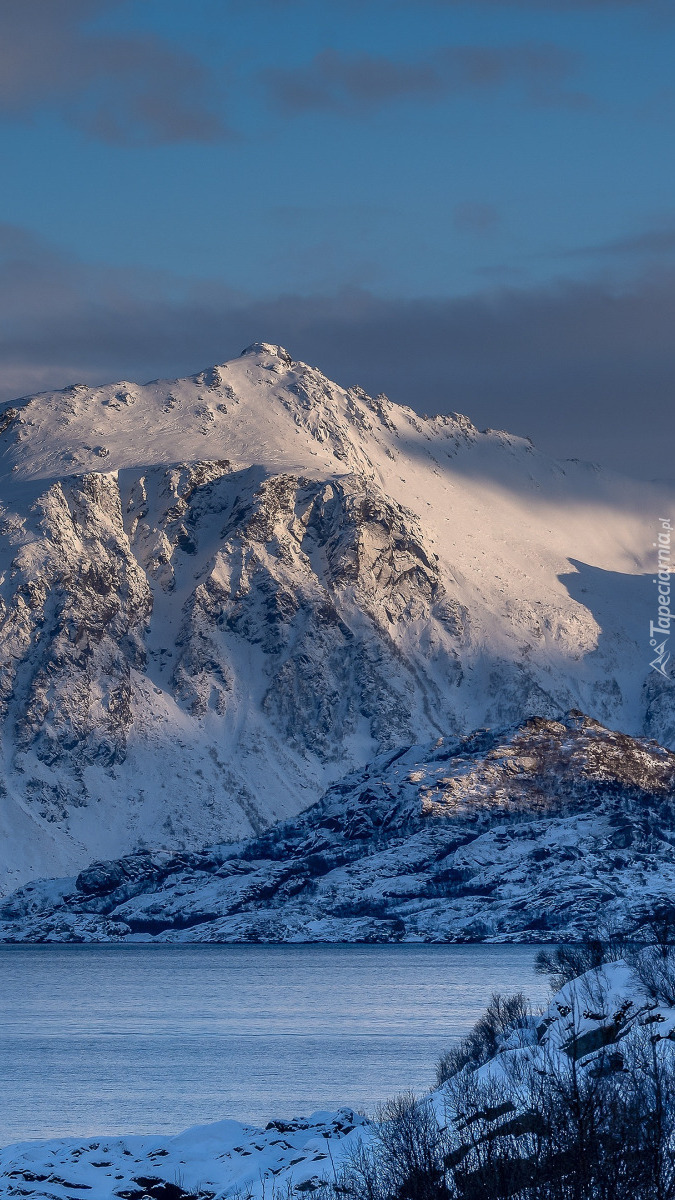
left=0, top=342, right=670, bottom=892
left=4, top=713, right=675, bottom=943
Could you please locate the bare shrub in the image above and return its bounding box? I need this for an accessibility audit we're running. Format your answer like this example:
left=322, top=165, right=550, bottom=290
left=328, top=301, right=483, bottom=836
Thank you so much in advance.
left=632, top=946, right=675, bottom=1007
left=640, top=902, right=675, bottom=952
left=340, top=1092, right=447, bottom=1200
left=436, top=992, right=530, bottom=1086
left=346, top=984, right=675, bottom=1200
left=534, top=932, right=626, bottom=990
left=442, top=1018, right=675, bottom=1200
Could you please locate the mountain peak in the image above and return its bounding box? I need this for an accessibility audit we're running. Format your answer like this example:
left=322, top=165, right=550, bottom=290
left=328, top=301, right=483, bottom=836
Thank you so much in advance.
left=240, top=342, right=293, bottom=366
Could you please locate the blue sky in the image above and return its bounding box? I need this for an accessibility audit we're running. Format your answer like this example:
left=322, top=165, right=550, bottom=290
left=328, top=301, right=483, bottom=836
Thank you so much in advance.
left=1, top=0, right=675, bottom=477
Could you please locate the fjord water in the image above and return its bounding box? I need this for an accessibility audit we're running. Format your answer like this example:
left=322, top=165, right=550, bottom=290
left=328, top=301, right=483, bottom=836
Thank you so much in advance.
left=0, top=944, right=548, bottom=1146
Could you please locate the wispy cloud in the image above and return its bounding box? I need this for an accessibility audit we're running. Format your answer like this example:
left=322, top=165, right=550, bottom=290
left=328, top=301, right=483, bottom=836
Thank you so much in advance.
left=430, top=0, right=659, bottom=7
left=571, top=224, right=675, bottom=258
left=397, top=0, right=669, bottom=10
left=261, top=0, right=667, bottom=11
left=0, top=0, right=228, bottom=145
left=263, top=44, right=588, bottom=115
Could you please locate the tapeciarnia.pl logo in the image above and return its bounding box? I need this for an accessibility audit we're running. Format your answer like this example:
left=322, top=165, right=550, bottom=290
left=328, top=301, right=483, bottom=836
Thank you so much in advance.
left=650, top=517, right=673, bottom=679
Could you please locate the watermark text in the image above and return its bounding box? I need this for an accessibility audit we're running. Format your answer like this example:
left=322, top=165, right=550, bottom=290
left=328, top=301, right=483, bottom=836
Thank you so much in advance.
left=650, top=517, right=673, bottom=678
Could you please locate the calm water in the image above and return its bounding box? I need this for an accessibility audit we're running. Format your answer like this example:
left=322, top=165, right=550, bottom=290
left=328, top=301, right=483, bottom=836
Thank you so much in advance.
left=0, top=944, right=549, bottom=1146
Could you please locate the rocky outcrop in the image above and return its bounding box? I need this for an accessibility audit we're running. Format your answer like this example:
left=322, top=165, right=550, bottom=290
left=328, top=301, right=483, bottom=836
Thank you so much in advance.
left=2, top=473, right=152, bottom=782
left=4, top=712, right=675, bottom=943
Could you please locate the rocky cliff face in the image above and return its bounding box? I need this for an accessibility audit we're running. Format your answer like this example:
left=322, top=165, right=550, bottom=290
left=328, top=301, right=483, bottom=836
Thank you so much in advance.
left=0, top=343, right=670, bottom=892
left=4, top=713, right=675, bottom=943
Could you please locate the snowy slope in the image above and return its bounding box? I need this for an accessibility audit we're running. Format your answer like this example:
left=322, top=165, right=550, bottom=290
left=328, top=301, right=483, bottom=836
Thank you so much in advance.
left=4, top=713, right=675, bottom=944
left=0, top=343, right=670, bottom=893
left=0, top=1108, right=369, bottom=1200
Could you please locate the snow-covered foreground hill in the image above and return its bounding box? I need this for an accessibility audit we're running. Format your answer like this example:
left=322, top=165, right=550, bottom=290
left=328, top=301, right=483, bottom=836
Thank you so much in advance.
left=3, top=712, right=675, bottom=943
left=2, top=956, right=673, bottom=1200
left=0, top=1107, right=369, bottom=1200
left=0, top=342, right=670, bottom=893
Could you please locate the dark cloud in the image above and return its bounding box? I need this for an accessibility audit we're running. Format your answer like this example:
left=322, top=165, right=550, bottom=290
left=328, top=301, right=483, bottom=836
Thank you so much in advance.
left=0, top=0, right=228, bottom=144
left=453, top=202, right=500, bottom=233
left=1, top=224, right=674, bottom=482
left=263, top=44, right=587, bottom=115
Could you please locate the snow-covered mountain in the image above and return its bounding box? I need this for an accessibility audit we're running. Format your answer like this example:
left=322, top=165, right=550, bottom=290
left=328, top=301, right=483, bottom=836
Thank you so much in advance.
left=3, top=712, right=675, bottom=943
left=0, top=342, right=670, bottom=894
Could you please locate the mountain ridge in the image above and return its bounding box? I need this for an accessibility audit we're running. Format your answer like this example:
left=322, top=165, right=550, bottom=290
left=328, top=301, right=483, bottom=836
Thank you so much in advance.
left=3, top=711, right=675, bottom=943
left=0, top=343, right=671, bottom=893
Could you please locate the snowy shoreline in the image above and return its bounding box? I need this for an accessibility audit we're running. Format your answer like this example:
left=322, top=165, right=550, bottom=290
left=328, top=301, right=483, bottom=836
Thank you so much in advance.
left=0, top=1109, right=369, bottom=1200
left=4, top=956, right=675, bottom=1199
